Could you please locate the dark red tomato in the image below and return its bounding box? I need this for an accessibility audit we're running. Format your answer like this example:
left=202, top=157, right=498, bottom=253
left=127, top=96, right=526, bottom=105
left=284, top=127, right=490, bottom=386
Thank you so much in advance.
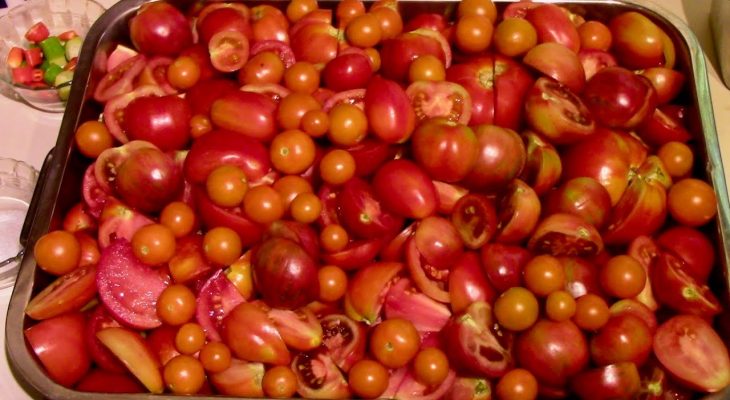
left=446, top=57, right=495, bottom=126
left=364, top=76, right=417, bottom=144
left=322, top=53, right=373, bottom=92
left=637, top=107, right=692, bottom=147
left=193, top=187, right=265, bottom=248
left=570, top=363, right=641, bottom=400
left=102, top=85, right=167, bottom=143
left=211, top=91, right=278, bottom=141
left=94, top=54, right=147, bottom=103
left=24, top=312, right=91, bottom=387
left=372, top=159, right=438, bottom=219
left=114, top=147, right=183, bottom=213
left=451, top=194, right=498, bottom=250
left=380, top=29, right=449, bottom=82
left=75, top=370, right=146, bottom=393
left=493, top=54, right=534, bottom=130
left=656, top=226, right=714, bottom=283
left=338, top=178, right=403, bottom=240
left=650, top=252, right=721, bottom=318
left=197, top=7, right=251, bottom=45
left=186, top=79, right=239, bottom=116
left=184, top=129, right=270, bottom=184
left=129, top=2, right=192, bottom=56
left=462, top=124, right=526, bottom=192
left=410, top=118, right=477, bottom=183
left=345, top=139, right=395, bottom=178
left=545, top=177, right=612, bottom=230
left=253, top=237, right=319, bottom=309
left=290, top=22, right=339, bottom=64
left=590, top=314, right=653, bottom=366
left=125, top=95, right=192, bottom=151
left=480, top=243, right=530, bottom=292
left=654, top=315, right=730, bottom=392
left=582, top=66, right=658, bottom=129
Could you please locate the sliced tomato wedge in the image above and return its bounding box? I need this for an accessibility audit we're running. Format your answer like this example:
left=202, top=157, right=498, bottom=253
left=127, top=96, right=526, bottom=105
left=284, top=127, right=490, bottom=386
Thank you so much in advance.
left=25, top=264, right=97, bottom=320
left=136, top=56, right=177, bottom=94
left=94, top=54, right=147, bottom=103
left=406, top=81, right=472, bottom=124
left=209, top=30, right=250, bottom=72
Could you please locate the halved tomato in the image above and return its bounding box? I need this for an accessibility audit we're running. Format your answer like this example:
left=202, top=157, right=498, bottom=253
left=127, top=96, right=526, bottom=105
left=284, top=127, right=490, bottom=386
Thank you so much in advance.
left=25, top=264, right=97, bottom=320
left=136, top=56, right=177, bottom=94
left=94, top=54, right=147, bottom=102
left=249, top=40, right=296, bottom=68
left=406, top=81, right=472, bottom=124
left=102, top=85, right=166, bottom=143
left=209, top=30, right=250, bottom=72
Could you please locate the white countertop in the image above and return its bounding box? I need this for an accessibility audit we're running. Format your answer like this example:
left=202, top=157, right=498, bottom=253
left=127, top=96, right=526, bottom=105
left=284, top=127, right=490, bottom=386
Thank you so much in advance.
left=0, top=0, right=729, bottom=398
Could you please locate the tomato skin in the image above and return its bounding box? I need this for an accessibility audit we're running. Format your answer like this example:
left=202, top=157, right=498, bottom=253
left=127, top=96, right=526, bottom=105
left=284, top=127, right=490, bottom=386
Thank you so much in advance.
left=222, top=302, right=291, bottom=365
left=448, top=252, right=496, bottom=314
left=364, top=76, right=417, bottom=144
left=130, top=2, right=192, bottom=56
left=25, top=312, right=91, bottom=387
left=370, top=318, right=420, bottom=368
left=348, top=359, right=389, bottom=399
left=656, top=226, right=714, bottom=283
left=33, top=230, right=81, bottom=276
left=372, top=159, right=438, bottom=219
left=380, top=30, right=447, bottom=82
left=322, top=53, right=373, bottom=92
left=590, top=314, right=652, bottom=366
left=184, top=130, right=271, bottom=184
left=25, top=264, right=97, bottom=321
left=446, top=57, right=495, bottom=126
left=462, top=124, right=526, bottom=192
left=525, top=4, right=580, bottom=52
left=570, top=362, right=641, bottom=400
left=125, top=95, right=192, bottom=151
left=411, top=118, right=478, bottom=183
left=650, top=252, right=721, bottom=318
left=211, top=91, right=278, bottom=141
left=75, top=370, right=146, bottom=393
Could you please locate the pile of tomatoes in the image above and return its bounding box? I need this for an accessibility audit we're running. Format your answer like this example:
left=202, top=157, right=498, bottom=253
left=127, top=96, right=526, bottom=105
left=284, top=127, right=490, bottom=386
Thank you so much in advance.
left=21, top=0, right=730, bottom=398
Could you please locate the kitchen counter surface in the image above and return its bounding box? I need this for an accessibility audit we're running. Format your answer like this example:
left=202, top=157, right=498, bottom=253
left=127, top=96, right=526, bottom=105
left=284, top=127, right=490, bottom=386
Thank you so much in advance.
left=0, top=0, right=728, bottom=398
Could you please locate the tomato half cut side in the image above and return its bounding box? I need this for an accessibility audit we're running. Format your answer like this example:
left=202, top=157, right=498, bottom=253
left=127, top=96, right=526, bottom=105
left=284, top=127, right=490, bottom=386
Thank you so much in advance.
left=406, top=81, right=472, bottom=124
left=102, top=85, right=166, bottom=143
left=249, top=40, right=296, bottom=68
left=322, top=89, right=367, bottom=112
left=93, top=54, right=147, bottom=103
left=136, top=56, right=177, bottom=94
left=209, top=30, right=250, bottom=72
left=196, top=269, right=246, bottom=341
left=96, top=239, right=170, bottom=329
left=82, top=163, right=111, bottom=219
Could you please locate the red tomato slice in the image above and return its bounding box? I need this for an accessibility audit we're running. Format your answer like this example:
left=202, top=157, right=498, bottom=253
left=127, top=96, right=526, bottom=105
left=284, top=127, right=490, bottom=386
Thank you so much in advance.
left=136, top=56, right=177, bottom=94
left=24, top=312, right=91, bottom=387
left=209, top=30, right=250, bottom=72
left=406, top=81, right=472, bottom=125
left=654, top=315, right=730, bottom=392
left=25, top=264, right=97, bottom=321
left=93, top=54, right=147, bottom=103
left=195, top=268, right=245, bottom=341
left=249, top=39, right=296, bottom=68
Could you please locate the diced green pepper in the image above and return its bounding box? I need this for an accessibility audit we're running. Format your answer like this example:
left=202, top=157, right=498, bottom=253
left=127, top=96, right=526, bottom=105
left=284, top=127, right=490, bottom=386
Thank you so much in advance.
left=40, top=57, right=50, bottom=71
left=64, top=36, right=83, bottom=61
left=43, top=64, right=63, bottom=86
left=39, top=36, right=66, bottom=67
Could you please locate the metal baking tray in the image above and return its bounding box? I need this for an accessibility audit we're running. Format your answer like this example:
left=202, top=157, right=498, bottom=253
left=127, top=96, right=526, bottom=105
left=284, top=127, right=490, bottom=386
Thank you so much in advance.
left=5, top=0, right=730, bottom=399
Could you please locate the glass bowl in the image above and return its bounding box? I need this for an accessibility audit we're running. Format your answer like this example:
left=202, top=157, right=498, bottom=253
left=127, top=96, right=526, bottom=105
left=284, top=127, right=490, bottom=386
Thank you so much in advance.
left=0, top=158, right=38, bottom=289
left=0, top=0, right=105, bottom=113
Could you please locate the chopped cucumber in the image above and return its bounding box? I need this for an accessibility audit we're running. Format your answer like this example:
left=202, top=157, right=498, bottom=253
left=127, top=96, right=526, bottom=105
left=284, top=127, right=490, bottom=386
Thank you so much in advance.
left=43, top=64, right=63, bottom=86
left=39, top=36, right=66, bottom=67
left=54, top=70, right=74, bottom=101
left=64, top=36, right=82, bottom=61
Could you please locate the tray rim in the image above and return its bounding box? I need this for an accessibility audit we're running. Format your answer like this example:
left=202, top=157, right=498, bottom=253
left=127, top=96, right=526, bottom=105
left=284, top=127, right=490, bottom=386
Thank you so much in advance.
left=5, top=0, right=730, bottom=399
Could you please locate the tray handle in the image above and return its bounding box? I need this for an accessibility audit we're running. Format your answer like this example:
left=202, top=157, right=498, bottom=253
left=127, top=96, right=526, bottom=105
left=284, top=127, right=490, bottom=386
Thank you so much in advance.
left=20, top=150, right=54, bottom=248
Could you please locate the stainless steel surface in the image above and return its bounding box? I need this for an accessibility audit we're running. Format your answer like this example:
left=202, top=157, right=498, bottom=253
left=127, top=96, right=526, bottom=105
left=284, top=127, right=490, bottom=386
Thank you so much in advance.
left=712, top=0, right=730, bottom=88
left=4, top=0, right=729, bottom=399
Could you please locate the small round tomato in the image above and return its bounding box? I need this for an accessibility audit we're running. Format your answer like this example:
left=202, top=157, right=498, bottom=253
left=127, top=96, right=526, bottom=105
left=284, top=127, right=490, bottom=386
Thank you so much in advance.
left=327, top=103, right=368, bottom=146
left=263, top=365, right=298, bottom=398
left=573, top=294, right=610, bottom=331
left=493, top=18, right=538, bottom=57
left=370, top=7, right=403, bottom=40
left=160, top=201, right=196, bottom=238
left=190, top=114, right=212, bottom=138
left=157, top=284, right=197, bottom=326
left=337, top=0, right=365, bottom=26
left=273, top=175, right=313, bottom=211
left=523, top=255, right=566, bottom=297
left=34, top=230, right=81, bottom=276
left=320, top=149, right=356, bottom=185
left=239, top=51, right=285, bottom=85
left=203, top=226, right=243, bottom=266
left=578, top=21, right=612, bottom=51
left=175, top=322, right=206, bottom=355
left=455, top=15, right=493, bottom=54
left=243, top=185, right=285, bottom=224
left=168, top=56, right=201, bottom=90
left=75, top=121, right=114, bottom=158
left=131, top=224, right=176, bottom=266
left=318, top=265, right=348, bottom=302
left=284, top=61, right=320, bottom=94
left=496, top=368, right=538, bottom=400
left=286, top=0, right=317, bottom=22
left=320, top=224, right=349, bottom=253
left=494, top=287, right=539, bottom=332
left=370, top=318, right=420, bottom=368
left=458, top=0, right=498, bottom=22
left=199, top=341, right=232, bottom=373
left=413, top=347, right=450, bottom=386
left=291, top=192, right=322, bottom=224
left=277, top=92, right=321, bottom=131
left=408, top=54, right=446, bottom=82
left=206, top=165, right=249, bottom=208
left=657, top=141, right=694, bottom=178
left=270, top=129, right=316, bottom=174
left=346, top=13, right=383, bottom=48
left=348, top=359, right=389, bottom=399
left=599, top=255, right=646, bottom=299
left=668, top=178, right=717, bottom=227
left=163, top=354, right=206, bottom=395
left=301, top=109, right=330, bottom=137
left=545, top=290, right=576, bottom=322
